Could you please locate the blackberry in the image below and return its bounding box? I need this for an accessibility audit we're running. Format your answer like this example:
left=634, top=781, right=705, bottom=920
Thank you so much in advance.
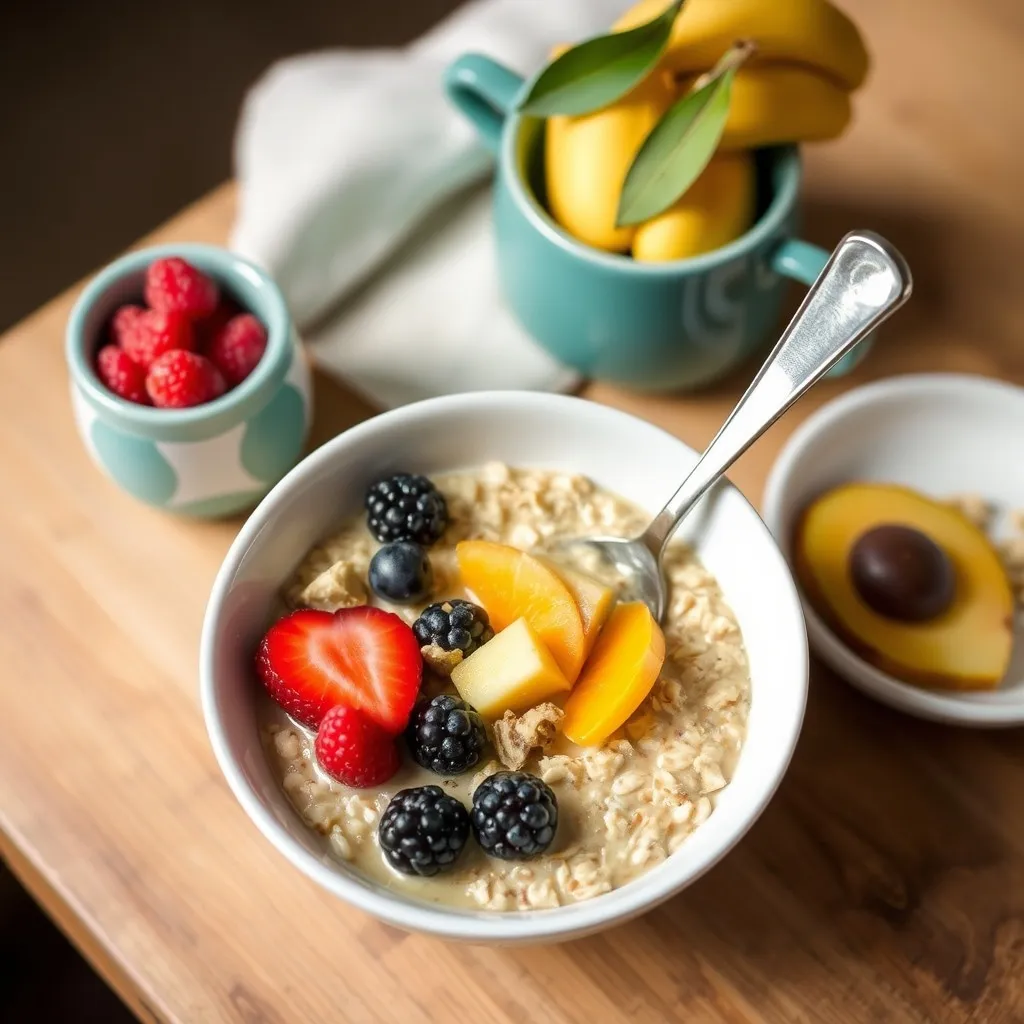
left=368, top=541, right=433, bottom=604
left=412, top=600, right=493, bottom=656
left=471, top=771, right=558, bottom=860
left=405, top=694, right=487, bottom=775
left=365, top=474, right=448, bottom=546
left=378, top=785, right=470, bottom=877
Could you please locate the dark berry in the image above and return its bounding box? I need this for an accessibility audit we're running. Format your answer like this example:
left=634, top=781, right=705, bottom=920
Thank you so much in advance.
left=412, top=600, right=494, bottom=655
left=378, top=785, right=470, bottom=877
left=368, top=542, right=433, bottom=604
left=365, top=473, right=448, bottom=546
left=471, top=771, right=558, bottom=860
left=405, top=694, right=487, bottom=775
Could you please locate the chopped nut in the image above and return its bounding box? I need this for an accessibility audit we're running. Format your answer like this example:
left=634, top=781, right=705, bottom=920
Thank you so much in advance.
left=298, top=560, right=367, bottom=612
left=492, top=703, right=564, bottom=770
left=420, top=644, right=464, bottom=677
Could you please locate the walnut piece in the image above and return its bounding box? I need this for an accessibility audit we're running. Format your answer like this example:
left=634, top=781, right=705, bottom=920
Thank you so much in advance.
left=298, top=560, right=368, bottom=612
left=420, top=644, right=464, bottom=677
left=492, top=703, right=565, bottom=770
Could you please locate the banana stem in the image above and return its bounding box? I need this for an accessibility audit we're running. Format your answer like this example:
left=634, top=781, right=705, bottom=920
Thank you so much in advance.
left=691, top=39, right=757, bottom=92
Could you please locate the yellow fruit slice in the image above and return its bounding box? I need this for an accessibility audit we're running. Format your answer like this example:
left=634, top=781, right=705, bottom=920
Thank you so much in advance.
left=456, top=541, right=586, bottom=681
left=535, top=555, right=616, bottom=659
left=562, top=603, right=666, bottom=747
left=613, top=0, right=870, bottom=91
left=545, top=68, right=676, bottom=252
left=794, top=483, right=1013, bottom=690
left=632, top=153, right=755, bottom=262
left=451, top=617, right=571, bottom=718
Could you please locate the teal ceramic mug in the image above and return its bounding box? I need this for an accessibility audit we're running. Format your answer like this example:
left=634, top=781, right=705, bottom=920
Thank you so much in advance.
left=444, top=53, right=866, bottom=390
left=66, top=243, right=312, bottom=518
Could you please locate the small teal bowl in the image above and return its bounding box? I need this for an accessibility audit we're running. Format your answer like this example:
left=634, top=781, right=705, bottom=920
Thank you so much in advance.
left=66, top=243, right=312, bottom=518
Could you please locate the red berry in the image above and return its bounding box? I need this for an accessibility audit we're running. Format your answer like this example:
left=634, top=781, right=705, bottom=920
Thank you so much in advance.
left=206, top=313, right=268, bottom=387
left=315, top=705, right=400, bottom=788
left=145, top=350, right=226, bottom=409
left=96, top=344, right=150, bottom=404
left=256, top=606, right=422, bottom=732
left=144, top=257, right=220, bottom=321
left=121, top=309, right=196, bottom=369
left=110, top=304, right=145, bottom=347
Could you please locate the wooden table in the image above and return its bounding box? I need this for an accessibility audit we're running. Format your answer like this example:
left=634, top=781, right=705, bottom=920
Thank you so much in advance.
left=2, top=1, right=1022, bottom=1021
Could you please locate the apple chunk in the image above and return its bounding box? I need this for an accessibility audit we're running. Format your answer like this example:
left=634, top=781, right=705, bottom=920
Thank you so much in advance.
left=451, top=617, right=571, bottom=718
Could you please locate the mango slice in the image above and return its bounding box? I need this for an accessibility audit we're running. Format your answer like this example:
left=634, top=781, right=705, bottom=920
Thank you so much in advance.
left=794, top=483, right=1014, bottom=690
left=451, top=618, right=571, bottom=718
left=562, top=602, right=666, bottom=747
left=535, top=555, right=616, bottom=659
left=457, top=541, right=586, bottom=681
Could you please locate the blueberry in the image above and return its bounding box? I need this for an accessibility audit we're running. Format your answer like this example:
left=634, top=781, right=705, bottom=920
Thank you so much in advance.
left=368, top=542, right=433, bottom=604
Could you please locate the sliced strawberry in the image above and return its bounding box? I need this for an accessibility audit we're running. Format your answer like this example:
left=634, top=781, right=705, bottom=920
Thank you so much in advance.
left=256, top=606, right=422, bottom=732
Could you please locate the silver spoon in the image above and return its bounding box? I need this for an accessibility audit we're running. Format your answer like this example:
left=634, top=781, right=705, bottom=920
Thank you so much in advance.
left=559, top=230, right=913, bottom=621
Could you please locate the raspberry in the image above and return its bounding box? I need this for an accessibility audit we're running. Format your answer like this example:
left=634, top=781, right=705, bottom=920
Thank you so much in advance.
left=121, top=309, right=196, bottom=369
left=96, top=345, right=149, bottom=405
left=206, top=313, right=268, bottom=387
left=314, top=705, right=400, bottom=788
left=109, top=304, right=144, bottom=347
left=145, top=350, right=226, bottom=409
left=144, top=257, right=220, bottom=321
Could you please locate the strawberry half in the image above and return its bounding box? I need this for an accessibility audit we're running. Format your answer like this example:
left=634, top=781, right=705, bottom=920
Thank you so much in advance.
left=256, top=606, right=422, bottom=732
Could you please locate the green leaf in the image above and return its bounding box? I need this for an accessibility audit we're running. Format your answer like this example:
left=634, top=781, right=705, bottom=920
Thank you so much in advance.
left=616, top=40, right=756, bottom=227
left=517, top=1, right=684, bottom=118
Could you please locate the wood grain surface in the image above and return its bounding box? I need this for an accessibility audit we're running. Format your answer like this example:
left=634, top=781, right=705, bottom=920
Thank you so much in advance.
left=1, top=1, right=1023, bottom=1021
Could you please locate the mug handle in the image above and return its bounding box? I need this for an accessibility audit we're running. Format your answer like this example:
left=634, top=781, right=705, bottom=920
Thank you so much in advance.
left=771, top=239, right=871, bottom=377
left=444, top=54, right=525, bottom=156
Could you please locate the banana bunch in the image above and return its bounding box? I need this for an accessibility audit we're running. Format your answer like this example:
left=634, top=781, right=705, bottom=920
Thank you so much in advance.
left=545, top=0, right=869, bottom=260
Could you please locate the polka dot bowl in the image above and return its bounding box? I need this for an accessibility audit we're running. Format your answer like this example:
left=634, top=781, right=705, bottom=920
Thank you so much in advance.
left=65, top=243, right=312, bottom=518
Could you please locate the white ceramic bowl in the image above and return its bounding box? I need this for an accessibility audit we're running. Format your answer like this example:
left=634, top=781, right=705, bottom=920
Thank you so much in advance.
left=763, top=373, right=1024, bottom=727
left=201, top=392, right=807, bottom=942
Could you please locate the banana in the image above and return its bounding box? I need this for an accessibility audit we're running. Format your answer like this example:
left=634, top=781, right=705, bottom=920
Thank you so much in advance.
left=545, top=69, right=677, bottom=252
left=614, top=0, right=869, bottom=91
left=631, top=153, right=755, bottom=262
left=713, top=64, right=852, bottom=150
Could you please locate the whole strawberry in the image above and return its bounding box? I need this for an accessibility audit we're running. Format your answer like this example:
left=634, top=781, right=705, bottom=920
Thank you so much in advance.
left=315, top=705, right=401, bottom=788
left=96, top=344, right=149, bottom=404
left=121, top=309, right=196, bottom=369
left=206, top=313, right=268, bottom=387
left=145, top=257, right=219, bottom=321
left=146, top=350, right=226, bottom=408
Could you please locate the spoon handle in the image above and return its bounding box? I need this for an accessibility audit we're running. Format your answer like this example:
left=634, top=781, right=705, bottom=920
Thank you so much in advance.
left=640, top=230, right=913, bottom=557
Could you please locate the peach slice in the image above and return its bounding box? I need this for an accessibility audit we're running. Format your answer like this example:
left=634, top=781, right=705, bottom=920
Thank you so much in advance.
left=535, top=555, right=616, bottom=660
left=561, top=602, right=665, bottom=747
left=456, top=541, right=586, bottom=681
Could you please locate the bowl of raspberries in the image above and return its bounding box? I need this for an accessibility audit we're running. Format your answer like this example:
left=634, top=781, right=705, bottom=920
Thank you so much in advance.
left=66, top=244, right=311, bottom=517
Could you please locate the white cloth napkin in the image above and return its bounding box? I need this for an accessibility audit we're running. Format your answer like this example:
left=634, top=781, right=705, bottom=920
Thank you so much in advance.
left=231, top=0, right=628, bottom=409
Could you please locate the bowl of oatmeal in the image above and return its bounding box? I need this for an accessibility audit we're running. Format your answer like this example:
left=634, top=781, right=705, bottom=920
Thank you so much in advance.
left=201, top=391, right=807, bottom=942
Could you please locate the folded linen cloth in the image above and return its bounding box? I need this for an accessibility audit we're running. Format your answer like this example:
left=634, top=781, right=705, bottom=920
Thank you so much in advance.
left=231, top=0, right=629, bottom=408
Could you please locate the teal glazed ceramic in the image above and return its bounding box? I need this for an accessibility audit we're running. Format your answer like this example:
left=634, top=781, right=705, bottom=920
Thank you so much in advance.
left=444, top=53, right=866, bottom=391
left=66, top=244, right=312, bottom=518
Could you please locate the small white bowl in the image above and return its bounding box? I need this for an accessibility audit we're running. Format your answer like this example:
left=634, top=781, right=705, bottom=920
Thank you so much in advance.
left=763, top=373, right=1024, bottom=728
left=201, top=392, right=807, bottom=942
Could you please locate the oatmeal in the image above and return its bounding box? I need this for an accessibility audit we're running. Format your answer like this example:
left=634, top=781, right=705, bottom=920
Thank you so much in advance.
left=260, top=464, right=750, bottom=911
